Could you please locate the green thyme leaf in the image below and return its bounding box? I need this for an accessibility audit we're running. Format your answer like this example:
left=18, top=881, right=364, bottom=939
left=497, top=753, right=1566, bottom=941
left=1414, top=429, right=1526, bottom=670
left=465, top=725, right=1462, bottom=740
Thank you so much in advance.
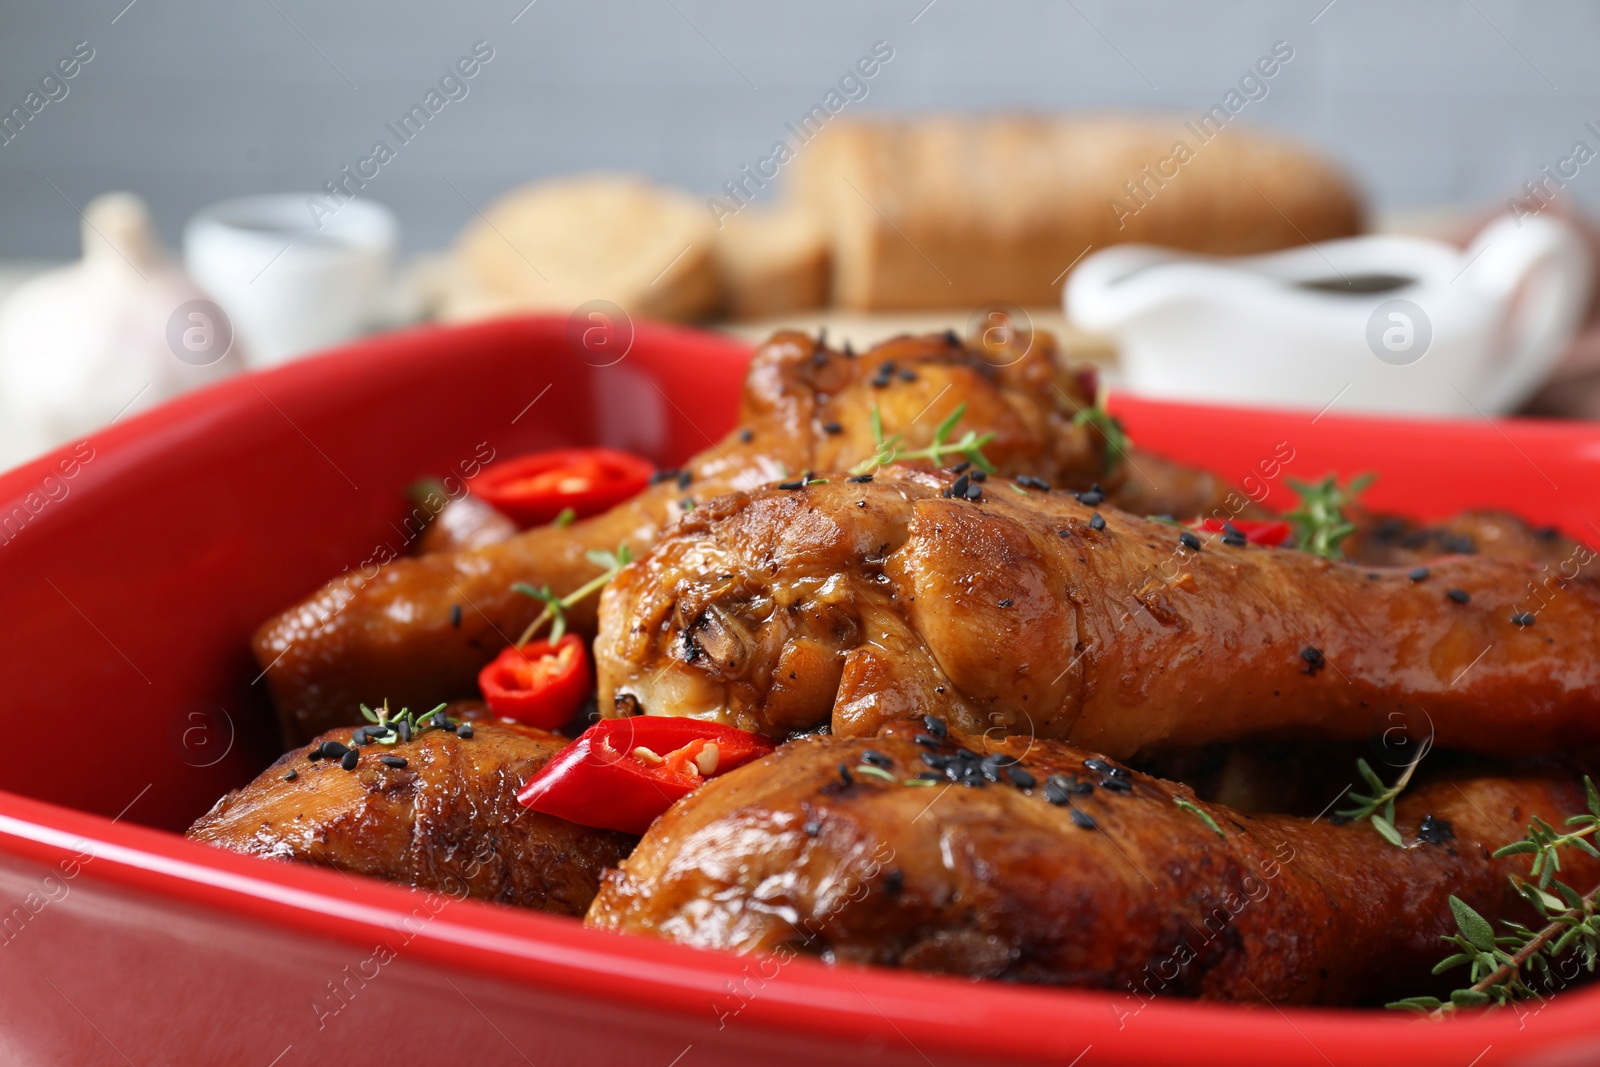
left=1173, top=796, right=1226, bottom=838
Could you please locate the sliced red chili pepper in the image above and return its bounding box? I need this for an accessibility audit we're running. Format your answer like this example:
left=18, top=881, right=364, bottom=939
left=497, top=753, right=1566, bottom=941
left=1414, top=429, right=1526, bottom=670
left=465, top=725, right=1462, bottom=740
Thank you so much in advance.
left=517, top=717, right=777, bottom=834
left=468, top=447, right=654, bottom=527
left=1193, top=517, right=1292, bottom=546
left=478, top=634, right=591, bottom=730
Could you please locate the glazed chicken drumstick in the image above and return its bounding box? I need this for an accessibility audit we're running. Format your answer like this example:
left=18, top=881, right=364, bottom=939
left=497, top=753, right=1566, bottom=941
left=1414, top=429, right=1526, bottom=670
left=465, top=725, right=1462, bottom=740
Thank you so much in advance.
left=189, top=705, right=634, bottom=914
left=256, top=328, right=1135, bottom=744
left=595, top=467, right=1600, bottom=757
left=588, top=719, right=1600, bottom=1004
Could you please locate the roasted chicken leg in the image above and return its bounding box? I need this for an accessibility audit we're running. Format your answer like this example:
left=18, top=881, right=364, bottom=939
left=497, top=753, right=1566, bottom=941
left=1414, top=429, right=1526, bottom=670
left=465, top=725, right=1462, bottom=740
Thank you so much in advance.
left=595, top=468, right=1600, bottom=757
left=588, top=719, right=1600, bottom=1004
left=255, top=329, right=1115, bottom=744
left=188, top=707, right=634, bottom=914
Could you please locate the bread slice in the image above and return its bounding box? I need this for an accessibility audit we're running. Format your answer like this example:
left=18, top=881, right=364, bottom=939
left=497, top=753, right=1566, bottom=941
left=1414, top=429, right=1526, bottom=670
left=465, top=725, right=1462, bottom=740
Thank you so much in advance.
left=453, top=173, right=719, bottom=321
left=792, top=115, right=1365, bottom=310
left=711, top=204, right=830, bottom=320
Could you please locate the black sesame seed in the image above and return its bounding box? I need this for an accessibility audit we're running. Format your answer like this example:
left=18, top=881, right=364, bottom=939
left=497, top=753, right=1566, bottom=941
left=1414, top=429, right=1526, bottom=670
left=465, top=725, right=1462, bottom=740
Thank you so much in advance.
left=1043, top=778, right=1071, bottom=805
left=1089, top=512, right=1106, bottom=532
left=964, top=483, right=984, bottom=501
left=950, top=473, right=970, bottom=498
left=944, top=329, right=962, bottom=346
left=971, top=470, right=987, bottom=483
left=1071, top=779, right=1095, bottom=796
left=822, top=421, right=843, bottom=435
left=1222, top=532, right=1247, bottom=547
left=837, top=764, right=854, bottom=786
left=1300, top=647, right=1326, bottom=675
left=861, top=749, right=892, bottom=768
left=1408, top=566, right=1430, bottom=582
left=913, top=733, right=942, bottom=748
left=380, top=755, right=408, bottom=769
left=1511, top=612, right=1536, bottom=627
left=998, top=598, right=1014, bottom=608
left=284, top=769, right=298, bottom=781
left=340, top=749, right=359, bottom=771
left=677, top=470, right=693, bottom=489
left=457, top=724, right=473, bottom=739
left=739, top=428, right=754, bottom=443
left=1534, top=525, right=1560, bottom=541
left=1447, top=588, right=1471, bottom=605
left=397, top=720, right=411, bottom=743
left=1071, top=809, right=1097, bottom=830
left=1083, top=758, right=1113, bottom=775
left=949, top=461, right=971, bottom=474
left=920, top=752, right=950, bottom=770
left=777, top=480, right=806, bottom=491
left=843, top=341, right=856, bottom=357
left=897, top=368, right=918, bottom=382
left=450, top=604, right=462, bottom=629
left=883, top=869, right=904, bottom=896
left=350, top=728, right=368, bottom=746
left=1100, top=776, right=1132, bottom=793
left=922, top=715, right=948, bottom=738
left=1416, top=814, right=1455, bottom=845
left=1179, top=531, right=1202, bottom=552
left=319, top=740, right=350, bottom=761
left=1007, top=766, right=1036, bottom=789
left=649, top=468, right=680, bottom=485
left=811, top=352, right=829, bottom=368
left=847, top=473, right=874, bottom=483
left=1076, top=488, right=1105, bottom=507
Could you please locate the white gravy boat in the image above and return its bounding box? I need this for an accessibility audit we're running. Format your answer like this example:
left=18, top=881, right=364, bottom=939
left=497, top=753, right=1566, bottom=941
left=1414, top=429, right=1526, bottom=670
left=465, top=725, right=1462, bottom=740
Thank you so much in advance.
left=1065, top=215, right=1592, bottom=416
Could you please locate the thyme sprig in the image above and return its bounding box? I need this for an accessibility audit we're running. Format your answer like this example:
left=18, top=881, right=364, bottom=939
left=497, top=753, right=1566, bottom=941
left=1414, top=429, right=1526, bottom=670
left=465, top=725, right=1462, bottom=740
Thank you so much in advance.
left=1492, top=776, right=1600, bottom=888
left=1387, top=777, right=1600, bottom=1015
left=1174, top=796, right=1226, bottom=838
left=512, top=542, right=633, bottom=646
left=358, top=699, right=449, bottom=746
left=1336, top=746, right=1430, bottom=847
left=1072, top=400, right=1131, bottom=475
left=849, top=403, right=997, bottom=476
left=1285, top=472, right=1375, bottom=559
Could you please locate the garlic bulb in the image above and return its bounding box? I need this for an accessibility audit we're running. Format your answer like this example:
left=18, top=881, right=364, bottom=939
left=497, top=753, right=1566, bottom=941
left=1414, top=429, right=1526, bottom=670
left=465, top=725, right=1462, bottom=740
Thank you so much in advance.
left=0, top=192, right=243, bottom=467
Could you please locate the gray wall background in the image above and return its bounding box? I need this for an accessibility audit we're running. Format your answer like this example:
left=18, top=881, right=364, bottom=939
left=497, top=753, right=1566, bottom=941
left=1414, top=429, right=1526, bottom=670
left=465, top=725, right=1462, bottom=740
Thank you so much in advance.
left=2, top=0, right=1599, bottom=257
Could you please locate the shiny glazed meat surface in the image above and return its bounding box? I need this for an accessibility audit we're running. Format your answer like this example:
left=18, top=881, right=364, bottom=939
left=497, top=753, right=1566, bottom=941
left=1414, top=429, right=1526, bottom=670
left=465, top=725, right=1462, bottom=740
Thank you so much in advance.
left=1347, top=509, right=1587, bottom=568
left=588, top=720, right=1600, bottom=1004
left=596, top=468, right=1600, bottom=757
left=255, top=329, right=1111, bottom=744
left=188, top=712, right=634, bottom=915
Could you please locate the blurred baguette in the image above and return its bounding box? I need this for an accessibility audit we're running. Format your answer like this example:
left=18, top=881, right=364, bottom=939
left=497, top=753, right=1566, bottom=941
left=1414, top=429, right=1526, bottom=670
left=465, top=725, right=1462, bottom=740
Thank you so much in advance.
left=451, top=173, right=719, bottom=321
left=711, top=205, right=830, bottom=320
left=793, top=115, right=1364, bottom=310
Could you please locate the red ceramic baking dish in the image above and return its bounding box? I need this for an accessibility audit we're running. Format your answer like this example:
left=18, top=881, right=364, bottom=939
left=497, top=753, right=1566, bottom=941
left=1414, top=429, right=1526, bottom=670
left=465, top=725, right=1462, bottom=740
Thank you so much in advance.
left=2, top=315, right=1598, bottom=1066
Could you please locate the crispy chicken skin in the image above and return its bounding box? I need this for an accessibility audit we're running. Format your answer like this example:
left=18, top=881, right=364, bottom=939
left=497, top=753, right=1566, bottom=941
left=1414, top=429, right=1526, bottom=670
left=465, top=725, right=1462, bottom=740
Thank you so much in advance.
left=587, top=721, right=1600, bottom=1004
left=254, top=329, right=1110, bottom=745
left=188, top=710, right=634, bottom=914
left=596, top=468, right=1600, bottom=757
left=1347, top=509, right=1586, bottom=568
